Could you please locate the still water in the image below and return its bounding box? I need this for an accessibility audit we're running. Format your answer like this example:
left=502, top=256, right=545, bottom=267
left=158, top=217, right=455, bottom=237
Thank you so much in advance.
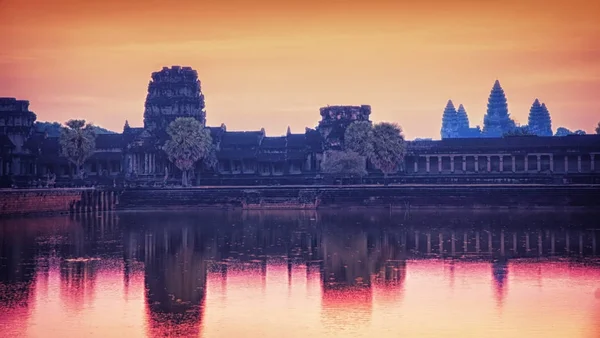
left=0, top=210, right=599, bottom=338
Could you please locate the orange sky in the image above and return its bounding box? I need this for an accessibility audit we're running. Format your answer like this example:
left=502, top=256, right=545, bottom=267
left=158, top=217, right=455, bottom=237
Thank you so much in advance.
left=1, top=0, right=599, bottom=139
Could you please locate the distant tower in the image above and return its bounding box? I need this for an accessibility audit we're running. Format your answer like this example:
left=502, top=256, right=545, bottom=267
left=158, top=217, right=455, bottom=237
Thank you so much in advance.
left=317, top=105, right=371, bottom=150
left=527, top=99, right=552, bottom=136
left=482, top=80, right=515, bottom=137
left=143, top=66, right=206, bottom=132
left=0, top=98, right=36, bottom=151
left=0, top=98, right=37, bottom=175
left=440, top=100, right=458, bottom=139
left=456, top=104, right=470, bottom=132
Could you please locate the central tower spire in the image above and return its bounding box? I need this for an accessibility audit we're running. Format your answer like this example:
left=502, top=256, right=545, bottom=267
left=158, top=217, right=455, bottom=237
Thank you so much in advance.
left=483, top=80, right=515, bottom=137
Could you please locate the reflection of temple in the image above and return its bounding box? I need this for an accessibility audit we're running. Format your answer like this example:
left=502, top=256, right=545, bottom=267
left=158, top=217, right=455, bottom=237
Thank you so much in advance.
left=492, top=259, right=509, bottom=307
left=0, top=209, right=599, bottom=335
left=122, top=217, right=212, bottom=338
left=0, top=224, right=37, bottom=337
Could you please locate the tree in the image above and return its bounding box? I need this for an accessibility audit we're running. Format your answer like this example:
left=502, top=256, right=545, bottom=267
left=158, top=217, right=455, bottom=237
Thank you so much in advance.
left=37, top=121, right=114, bottom=137
left=503, top=126, right=534, bottom=137
left=163, top=117, right=213, bottom=187
left=368, top=122, right=406, bottom=185
left=60, top=119, right=96, bottom=179
left=320, top=150, right=367, bottom=184
left=555, top=127, right=572, bottom=136
left=344, top=121, right=373, bottom=156
left=596, top=121, right=600, bottom=135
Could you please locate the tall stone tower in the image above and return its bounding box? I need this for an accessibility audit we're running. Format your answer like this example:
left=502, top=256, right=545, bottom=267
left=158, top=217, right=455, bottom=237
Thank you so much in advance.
left=456, top=104, right=470, bottom=131
left=317, top=105, right=371, bottom=150
left=527, top=99, right=552, bottom=136
left=482, top=80, right=515, bottom=137
left=0, top=98, right=36, bottom=152
left=143, top=66, right=206, bottom=132
left=0, top=98, right=37, bottom=175
left=441, top=100, right=458, bottom=139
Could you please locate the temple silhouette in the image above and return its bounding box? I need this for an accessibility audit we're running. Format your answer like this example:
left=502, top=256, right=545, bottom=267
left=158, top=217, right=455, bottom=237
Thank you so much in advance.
left=1, top=66, right=599, bottom=187
left=440, top=79, right=554, bottom=139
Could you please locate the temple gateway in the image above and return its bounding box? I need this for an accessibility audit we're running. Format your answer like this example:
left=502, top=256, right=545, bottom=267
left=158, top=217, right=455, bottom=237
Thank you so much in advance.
left=1, top=66, right=599, bottom=187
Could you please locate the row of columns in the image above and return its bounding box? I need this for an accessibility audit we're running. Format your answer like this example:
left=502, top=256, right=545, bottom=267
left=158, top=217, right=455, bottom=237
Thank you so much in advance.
left=416, top=230, right=596, bottom=256
left=415, top=153, right=597, bottom=173
left=130, top=153, right=157, bottom=174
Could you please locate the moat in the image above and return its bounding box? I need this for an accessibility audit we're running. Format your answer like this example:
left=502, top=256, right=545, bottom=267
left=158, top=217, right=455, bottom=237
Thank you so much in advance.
left=1, top=210, right=599, bottom=337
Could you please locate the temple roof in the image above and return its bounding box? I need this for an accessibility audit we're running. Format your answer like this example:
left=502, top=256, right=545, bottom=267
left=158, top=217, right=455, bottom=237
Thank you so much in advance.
left=218, top=149, right=257, bottom=159
left=408, top=134, right=600, bottom=153
left=287, top=134, right=306, bottom=148
left=261, top=136, right=286, bottom=148
left=96, top=134, right=123, bottom=149
left=221, top=131, right=263, bottom=146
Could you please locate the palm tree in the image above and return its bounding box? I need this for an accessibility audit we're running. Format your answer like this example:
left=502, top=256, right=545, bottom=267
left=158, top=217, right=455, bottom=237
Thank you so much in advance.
left=163, top=117, right=214, bottom=187
left=60, top=119, right=96, bottom=179
left=368, top=122, right=406, bottom=185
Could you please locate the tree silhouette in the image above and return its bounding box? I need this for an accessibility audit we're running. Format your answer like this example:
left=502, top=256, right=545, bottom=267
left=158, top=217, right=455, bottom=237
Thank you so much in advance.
left=163, top=117, right=214, bottom=186
left=59, top=119, right=96, bottom=179
left=368, top=122, right=406, bottom=185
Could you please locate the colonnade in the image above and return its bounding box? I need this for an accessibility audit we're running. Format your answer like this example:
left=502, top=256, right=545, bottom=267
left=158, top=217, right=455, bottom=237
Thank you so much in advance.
left=410, top=152, right=598, bottom=174
left=129, top=153, right=158, bottom=174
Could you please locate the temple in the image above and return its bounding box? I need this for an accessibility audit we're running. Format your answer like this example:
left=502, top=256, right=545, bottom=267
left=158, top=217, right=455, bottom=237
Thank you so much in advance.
left=1, top=66, right=599, bottom=187
left=527, top=100, right=552, bottom=136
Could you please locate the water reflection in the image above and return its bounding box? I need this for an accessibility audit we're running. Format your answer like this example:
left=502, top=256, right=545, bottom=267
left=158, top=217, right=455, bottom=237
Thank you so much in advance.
left=0, top=210, right=599, bottom=337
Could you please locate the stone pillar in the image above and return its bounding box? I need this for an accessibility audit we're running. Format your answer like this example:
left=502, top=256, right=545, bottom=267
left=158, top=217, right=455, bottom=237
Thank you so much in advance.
left=438, top=156, right=442, bottom=173
left=550, top=155, right=554, bottom=172
left=450, top=157, right=455, bottom=173
left=475, top=156, right=479, bottom=173
left=564, top=156, right=568, bottom=173
left=536, top=155, right=541, bottom=172
left=462, top=156, right=466, bottom=172
left=592, top=154, right=595, bottom=172
left=577, top=155, right=582, bottom=173
left=413, top=156, right=419, bottom=173
left=426, top=156, right=430, bottom=173
left=499, top=156, right=504, bottom=172
left=486, top=156, right=491, bottom=172
left=511, top=156, right=515, bottom=172
left=524, top=155, right=529, bottom=172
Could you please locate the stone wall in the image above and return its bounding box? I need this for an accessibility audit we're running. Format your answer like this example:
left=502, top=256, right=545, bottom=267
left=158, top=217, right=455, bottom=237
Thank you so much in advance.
left=0, top=188, right=119, bottom=216
left=118, top=185, right=600, bottom=210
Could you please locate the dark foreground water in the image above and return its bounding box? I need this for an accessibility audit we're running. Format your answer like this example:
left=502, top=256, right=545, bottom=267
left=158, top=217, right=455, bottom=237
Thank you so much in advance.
left=1, top=210, right=599, bottom=338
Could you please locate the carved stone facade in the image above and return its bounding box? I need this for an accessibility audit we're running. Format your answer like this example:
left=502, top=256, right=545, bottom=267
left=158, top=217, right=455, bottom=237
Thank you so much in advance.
left=143, top=66, right=206, bottom=131
left=0, top=98, right=37, bottom=178
left=317, top=105, right=371, bottom=150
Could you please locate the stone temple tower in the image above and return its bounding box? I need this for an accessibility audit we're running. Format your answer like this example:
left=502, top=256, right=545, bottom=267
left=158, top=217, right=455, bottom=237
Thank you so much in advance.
left=317, top=105, right=371, bottom=150
left=143, top=66, right=206, bottom=132
left=440, top=100, right=458, bottom=139
left=482, top=80, right=515, bottom=137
